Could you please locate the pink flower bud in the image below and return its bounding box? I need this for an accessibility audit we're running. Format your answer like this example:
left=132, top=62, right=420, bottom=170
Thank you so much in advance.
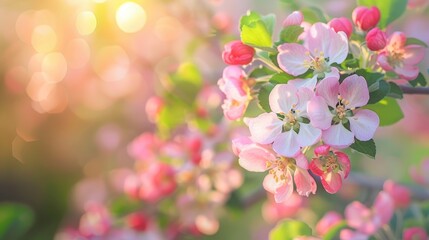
left=222, top=40, right=255, bottom=65
left=403, top=227, right=428, bottom=240
left=352, top=6, right=381, bottom=31
left=282, top=11, right=303, bottom=27
left=127, top=213, right=149, bottom=232
left=316, top=211, right=343, bottom=236
left=383, top=180, right=411, bottom=209
left=328, top=17, right=353, bottom=38
left=366, top=27, right=387, bottom=51
left=145, top=96, right=164, bottom=123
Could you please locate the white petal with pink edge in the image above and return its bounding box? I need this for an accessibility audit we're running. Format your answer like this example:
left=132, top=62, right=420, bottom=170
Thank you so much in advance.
left=339, top=74, right=369, bottom=109
left=244, top=113, right=283, bottom=144
left=238, top=144, right=276, bottom=172
left=322, top=124, right=354, bottom=148
left=277, top=43, right=311, bottom=76
left=315, top=75, right=340, bottom=108
left=307, top=96, right=333, bottom=130
left=349, top=109, right=379, bottom=141
left=269, top=84, right=298, bottom=113
left=297, top=123, right=321, bottom=147
left=272, top=130, right=301, bottom=157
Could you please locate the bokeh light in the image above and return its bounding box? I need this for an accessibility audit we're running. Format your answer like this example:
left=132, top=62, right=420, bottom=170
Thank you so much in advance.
left=31, top=25, right=57, bottom=53
left=76, top=11, right=97, bottom=36
left=115, top=2, right=146, bottom=33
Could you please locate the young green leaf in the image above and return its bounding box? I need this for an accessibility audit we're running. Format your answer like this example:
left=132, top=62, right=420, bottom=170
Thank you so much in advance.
left=350, top=139, right=376, bottom=159
left=406, top=37, right=428, bottom=48
left=240, top=11, right=273, bottom=50
left=387, top=82, right=403, bottom=99
left=409, top=72, right=427, bottom=87
left=368, top=79, right=390, bottom=104
left=279, top=25, right=304, bottom=43
left=364, top=97, right=404, bottom=126
left=258, top=83, right=275, bottom=112
left=269, top=220, right=313, bottom=240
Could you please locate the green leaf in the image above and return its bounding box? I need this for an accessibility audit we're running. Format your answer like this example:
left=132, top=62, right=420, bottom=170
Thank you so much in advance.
left=323, top=221, right=348, bottom=240
left=0, top=203, right=34, bottom=240
left=240, top=11, right=273, bottom=49
left=269, top=73, right=295, bottom=84
left=301, top=7, right=327, bottom=24
left=357, top=0, right=407, bottom=28
left=168, top=62, right=203, bottom=104
left=258, top=83, right=275, bottom=112
left=409, top=72, right=427, bottom=87
left=350, top=139, right=376, bottom=158
left=364, top=97, right=404, bottom=126
left=248, top=66, right=276, bottom=78
left=387, top=82, right=403, bottom=99
left=261, top=14, right=276, bottom=36
left=368, top=79, right=390, bottom=104
left=355, top=69, right=384, bottom=86
left=269, top=219, right=313, bottom=240
left=279, top=25, right=304, bottom=43
left=406, top=37, right=428, bottom=48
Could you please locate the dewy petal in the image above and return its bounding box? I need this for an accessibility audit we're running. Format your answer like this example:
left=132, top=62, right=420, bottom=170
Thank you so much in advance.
left=322, top=124, right=355, bottom=149
left=394, top=64, right=420, bottom=80
left=315, top=76, right=340, bottom=108
left=289, top=75, right=318, bottom=90
left=272, top=130, right=301, bottom=157
left=349, top=109, right=379, bottom=141
left=339, top=74, right=369, bottom=109
left=297, top=123, right=321, bottom=147
left=277, top=43, right=311, bottom=76
left=238, top=144, right=276, bottom=172
left=244, top=113, right=283, bottom=144
left=294, top=167, right=317, bottom=197
left=322, top=172, right=343, bottom=194
left=307, top=96, right=333, bottom=130
left=269, top=84, right=298, bottom=113
left=295, top=87, right=315, bottom=116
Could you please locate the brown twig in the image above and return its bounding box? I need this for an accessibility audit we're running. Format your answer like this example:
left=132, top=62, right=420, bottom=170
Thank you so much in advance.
left=399, top=85, right=429, bottom=95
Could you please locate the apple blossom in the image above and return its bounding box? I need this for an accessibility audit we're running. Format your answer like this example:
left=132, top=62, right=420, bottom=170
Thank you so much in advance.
left=262, top=193, right=305, bottom=223
left=222, top=40, right=255, bottom=65
left=352, top=6, right=380, bottom=31
left=308, top=74, right=379, bottom=148
left=218, top=66, right=251, bottom=120
left=310, top=145, right=351, bottom=194
left=237, top=141, right=316, bottom=202
left=328, top=17, right=353, bottom=38
left=377, top=32, right=425, bottom=80
left=383, top=180, right=411, bottom=209
left=403, top=227, right=428, bottom=240
left=277, top=23, right=348, bottom=76
left=126, top=213, right=149, bottom=232
left=316, top=211, right=343, bottom=236
left=245, top=83, right=321, bottom=157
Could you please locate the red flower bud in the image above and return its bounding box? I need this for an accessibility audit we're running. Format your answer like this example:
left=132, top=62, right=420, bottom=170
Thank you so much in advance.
left=366, top=27, right=387, bottom=51
left=352, top=6, right=381, bottom=31
left=222, top=40, right=255, bottom=65
left=127, top=213, right=149, bottom=232
left=328, top=17, right=353, bottom=38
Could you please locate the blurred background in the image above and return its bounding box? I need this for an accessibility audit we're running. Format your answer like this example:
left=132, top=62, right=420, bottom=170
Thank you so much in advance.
left=0, top=0, right=428, bottom=239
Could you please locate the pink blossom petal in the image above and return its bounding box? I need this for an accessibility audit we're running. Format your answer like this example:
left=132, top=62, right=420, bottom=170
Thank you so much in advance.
left=231, top=136, right=253, bottom=156
left=340, top=229, right=369, bottom=240
left=345, top=201, right=379, bottom=235
left=307, top=23, right=332, bottom=56
left=308, top=96, right=333, bottom=130
left=283, top=11, right=304, bottom=27
left=238, top=144, right=276, bottom=172
left=222, top=99, right=247, bottom=120
left=394, top=64, right=420, bottom=80
left=272, top=130, right=301, bottom=157
left=322, top=124, right=355, bottom=148
left=322, top=172, right=343, bottom=194
left=336, top=152, right=351, bottom=178
left=295, top=153, right=309, bottom=169
left=388, top=32, right=406, bottom=48
left=377, top=53, right=394, bottom=71
left=263, top=172, right=293, bottom=203
left=289, top=75, right=318, bottom=90
left=316, top=211, right=343, bottom=236
left=349, top=109, right=379, bottom=141
left=269, top=84, right=298, bottom=113
left=339, top=74, right=369, bottom=109
left=325, top=67, right=340, bottom=79
left=327, top=31, right=349, bottom=65
left=309, top=158, right=325, bottom=176
left=314, top=145, right=331, bottom=156
left=277, top=43, right=311, bottom=76
left=315, top=76, right=340, bottom=108
left=295, top=87, right=315, bottom=116
left=403, top=45, right=425, bottom=65
left=297, top=123, right=321, bottom=147
left=244, top=113, right=283, bottom=144
left=373, top=191, right=394, bottom=225
left=294, top=167, right=317, bottom=197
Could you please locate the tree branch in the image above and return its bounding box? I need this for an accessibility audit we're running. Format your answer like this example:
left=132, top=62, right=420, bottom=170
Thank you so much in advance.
left=399, top=85, right=429, bottom=95
left=240, top=172, right=429, bottom=208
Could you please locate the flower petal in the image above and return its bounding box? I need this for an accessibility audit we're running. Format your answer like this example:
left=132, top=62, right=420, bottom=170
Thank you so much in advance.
left=373, top=191, right=394, bottom=225
left=294, top=167, right=317, bottom=197
left=309, top=158, right=325, bottom=176
left=307, top=96, right=333, bottom=130
left=297, top=123, right=321, bottom=147
left=327, top=31, right=349, bottom=64
left=295, top=87, right=315, bottom=116
left=263, top=171, right=293, bottom=203
left=277, top=43, right=311, bottom=76
left=315, top=76, right=340, bottom=108
left=289, top=75, right=318, bottom=90
left=244, top=113, right=283, bottom=144
left=403, top=45, right=425, bottom=66
left=394, top=64, right=420, bottom=80
left=339, top=74, right=369, bottom=109
left=272, top=130, right=301, bottom=157
left=349, top=109, right=379, bottom=141
left=238, top=144, right=276, bottom=172
left=322, top=124, right=355, bottom=148
left=377, top=53, right=394, bottom=71
left=269, top=84, right=298, bottom=113
left=322, top=172, right=343, bottom=194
